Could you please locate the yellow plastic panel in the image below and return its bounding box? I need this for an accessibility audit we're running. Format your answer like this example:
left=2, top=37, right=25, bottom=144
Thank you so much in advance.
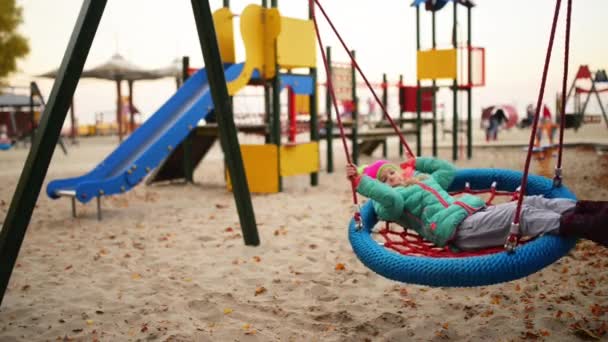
left=417, top=49, right=457, bottom=80
left=212, top=8, right=236, bottom=64
left=295, top=95, right=310, bottom=114
left=280, top=142, right=319, bottom=177
left=277, top=17, right=316, bottom=69
left=227, top=5, right=281, bottom=95
left=226, top=144, right=279, bottom=193
left=263, top=8, right=281, bottom=79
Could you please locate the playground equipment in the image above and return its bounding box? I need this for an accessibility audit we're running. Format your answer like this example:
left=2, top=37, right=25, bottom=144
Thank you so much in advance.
left=311, top=0, right=578, bottom=286
left=321, top=51, right=421, bottom=170
left=147, top=3, right=319, bottom=193
left=46, top=3, right=318, bottom=220
left=413, top=0, right=485, bottom=160
left=0, top=83, right=68, bottom=153
left=0, top=0, right=262, bottom=307
left=559, top=65, right=608, bottom=130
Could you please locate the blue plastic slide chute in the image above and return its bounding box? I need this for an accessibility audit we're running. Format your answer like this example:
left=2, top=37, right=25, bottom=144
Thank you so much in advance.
left=47, top=63, right=245, bottom=203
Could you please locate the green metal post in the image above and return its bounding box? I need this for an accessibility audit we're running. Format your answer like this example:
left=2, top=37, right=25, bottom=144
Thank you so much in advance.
left=415, top=5, right=422, bottom=156
left=382, top=73, right=388, bottom=158
left=181, top=56, right=194, bottom=183
left=432, top=9, right=438, bottom=157
left=467, top=5, right=473, bottom=159
left=325, top=46, right=334, bottom=173
left=191, top=0, right=259, bottom=246
left=452, top=1, right=458, bottom=161
left=398, top=74, right=404, bottom=157
left=263, top=0, right=271, bottom=143
left=271, top=0, right=282, bottom=191
left=351, top=50, right=359, bottom=165
left=0, top=0, right=108, bottom=307
left=309, top=3, right=319, bottom=186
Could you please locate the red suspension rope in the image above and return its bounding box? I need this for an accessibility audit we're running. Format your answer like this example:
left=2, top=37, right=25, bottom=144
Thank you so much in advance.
left=312, top=0, right=415, bottom=158
left=508, top=0, right=563, bottom=250
left=555, top=0, right=572, bottom=187
left=310, top=0, right=361, bottom=225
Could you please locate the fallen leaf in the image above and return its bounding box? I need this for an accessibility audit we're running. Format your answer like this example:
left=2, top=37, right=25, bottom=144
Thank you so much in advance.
left=223, top=308, right=233, bottom=314
left=65, top=265, right=73, bottom=271
left=131, top=273, right=142, bottom=280
left=21, top=285, right=30, bottom=291
left=254, top=287, right=267, bottom=296
left=252, top=256, right=261, bottom=263
left=335, top=263, right=345, bottom=271
left=86, top=320, right=94, bottom=325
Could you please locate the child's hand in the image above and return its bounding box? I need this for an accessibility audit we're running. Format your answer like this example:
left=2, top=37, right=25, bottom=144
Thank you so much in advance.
left=346, top=163, right=358, bottom=179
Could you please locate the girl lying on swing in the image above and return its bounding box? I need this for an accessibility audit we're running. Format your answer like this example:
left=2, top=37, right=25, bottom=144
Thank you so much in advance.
left=346, top=157, right=608, bottom=251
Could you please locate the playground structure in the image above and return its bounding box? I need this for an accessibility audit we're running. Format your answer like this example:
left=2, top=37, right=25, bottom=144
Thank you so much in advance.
left=0, top=0, right=272, bottom=307
left=559, top=65, right=608, bottom=130
left=0, top=83, right=68, bottom=153
left=413, top=0, right=485, bottom=160
left=147, top=3, right=319, bottom=193
left=44, top=2, right=318, bottom=222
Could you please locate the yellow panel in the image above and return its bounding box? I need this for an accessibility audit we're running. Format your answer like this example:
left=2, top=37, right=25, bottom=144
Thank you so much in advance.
left=277, top=17, right=316, bottom=69
left=280, top=142, right=319, bottom=177
left=417, top=49, right=457, bottom=80
left=227, top=6, right=281, bottom=94
left=213, top=8, right=236, bottom=64
left=295, top=95, right=310, bottom=114
left=226, top=144, right=279, bottom=193
left=263, top=8, right=281, bottom=79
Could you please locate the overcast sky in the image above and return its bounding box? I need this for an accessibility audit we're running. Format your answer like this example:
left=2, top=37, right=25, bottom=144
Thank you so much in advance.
left=8, top=0, right=608, bottom=125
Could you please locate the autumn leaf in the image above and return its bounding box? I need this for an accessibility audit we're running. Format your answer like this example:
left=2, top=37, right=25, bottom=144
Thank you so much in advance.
left=131, top=273, right=142, bottom=280
left=335, top=263, right=345, bottom=271
left=490, top=295, right=501, bottom=305
left=254, top=286, right=267, bottom=296
left=225, top=227, right=234, bottom=232
left=223, top=308, right=233, bottom=315
left=65, top=265, right=73, bottom=271
left=252, top=256, right=261, bottom=263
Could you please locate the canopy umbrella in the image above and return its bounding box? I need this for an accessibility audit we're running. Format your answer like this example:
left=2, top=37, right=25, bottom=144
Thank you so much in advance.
left=40, top=54, right=163, bottom=142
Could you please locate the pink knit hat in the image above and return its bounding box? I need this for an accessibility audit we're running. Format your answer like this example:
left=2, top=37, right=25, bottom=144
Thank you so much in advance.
left=359, top=160, right=399, bottom=180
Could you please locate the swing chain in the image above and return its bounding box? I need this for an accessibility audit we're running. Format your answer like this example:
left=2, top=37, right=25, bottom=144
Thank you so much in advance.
left=504, top=223, right=520, bottom=253
left=353, top=204, right=363, bottom=231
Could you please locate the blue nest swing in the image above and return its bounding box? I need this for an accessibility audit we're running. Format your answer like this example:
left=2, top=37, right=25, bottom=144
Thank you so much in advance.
left=348, top=168, right=577, bottom=287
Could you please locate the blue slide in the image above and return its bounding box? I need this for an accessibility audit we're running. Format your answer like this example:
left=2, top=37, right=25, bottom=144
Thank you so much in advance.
left=47, top=63, right=245, bottom=203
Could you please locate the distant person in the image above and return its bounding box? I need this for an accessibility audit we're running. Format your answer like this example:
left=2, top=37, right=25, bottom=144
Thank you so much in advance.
left=0, top=125, right=14, bottom=150
left=519, top=104, right=535, bottom=128
left=486, top=108, right=508, bottom=141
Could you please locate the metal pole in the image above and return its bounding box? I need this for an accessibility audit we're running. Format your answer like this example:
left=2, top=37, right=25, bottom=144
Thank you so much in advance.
left=128, top=80, right=135, bottom=134
left=0, top=0, right=108, bottom=307
left=432, top=10, right=438, bottom=157
left=309, top=2, right=319, bottom=186
left=452, top=1, right=458, bottom=161
left=466, top=5, right=473, bottom=159
left=325, top=46, right=334, bottom=173
left=271, top=0, right=281, bottom=191
left=351, top=50, right=359, bottom=165
left=116, top=79, right=123, bottom=142
left=416, top=5, right=422, bottom=156
left=398, top=74, right=404, bottom=157
left=382, top=73, right=388, bottom=158
left=181, top=56, right=194, bottom=183
left=191, top=0, right=259, bottom=246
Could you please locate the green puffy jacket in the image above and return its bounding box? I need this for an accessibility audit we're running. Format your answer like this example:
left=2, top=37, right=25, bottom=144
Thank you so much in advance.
left=356, top=157, right=486, bottom=247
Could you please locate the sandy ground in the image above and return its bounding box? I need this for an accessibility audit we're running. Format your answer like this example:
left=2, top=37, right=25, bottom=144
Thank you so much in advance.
left=0, top=124, right=607, bottom=341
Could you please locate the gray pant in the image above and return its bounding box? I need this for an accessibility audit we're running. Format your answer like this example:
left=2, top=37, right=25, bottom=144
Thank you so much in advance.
left=452, top=195, right=575, bottom=251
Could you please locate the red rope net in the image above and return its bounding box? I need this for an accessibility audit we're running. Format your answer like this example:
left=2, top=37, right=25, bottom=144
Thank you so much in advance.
left=374, top=183, right=532, bottom=258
